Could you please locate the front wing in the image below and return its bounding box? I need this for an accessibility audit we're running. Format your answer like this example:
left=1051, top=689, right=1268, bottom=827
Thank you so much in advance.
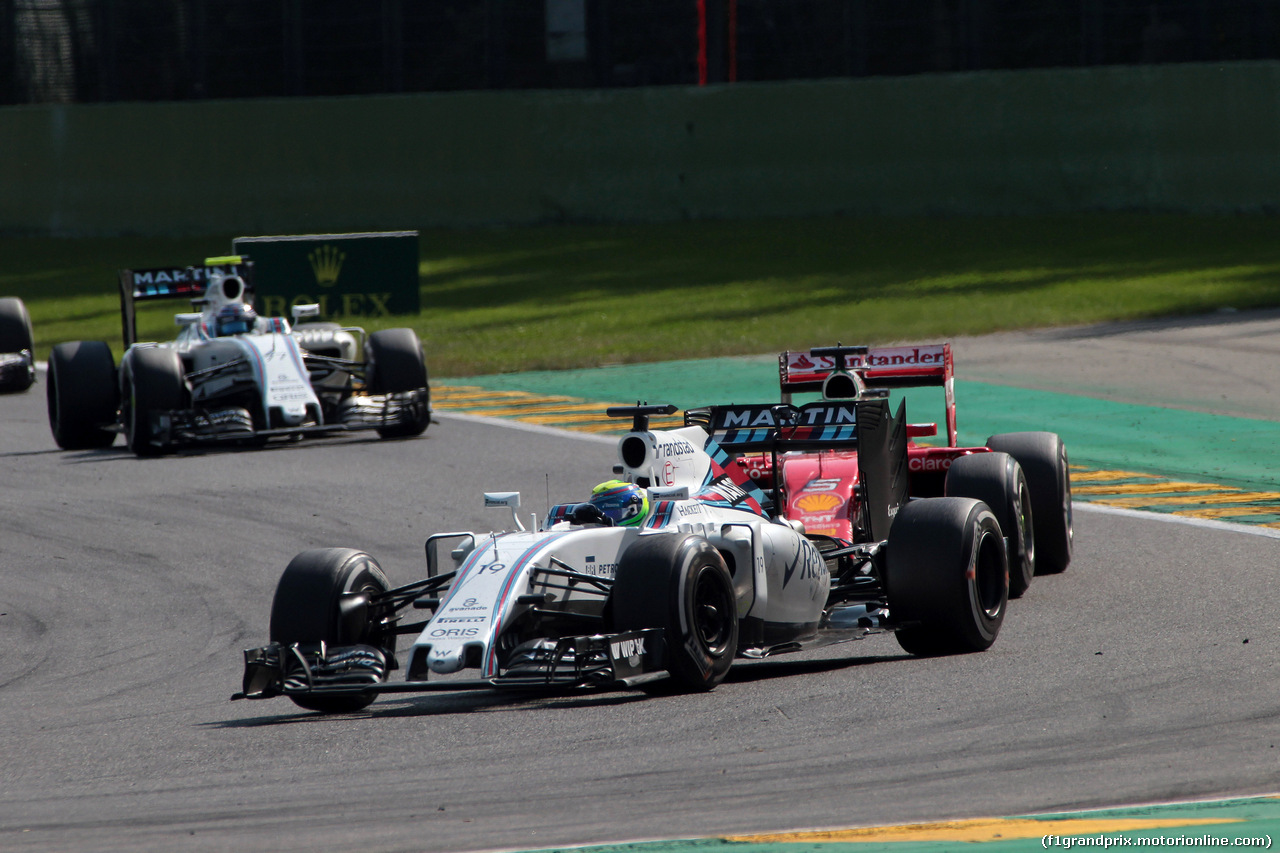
left=141, top=389, right=428, bottom=449
left=232, top=628, right=667, bottom=702
left=0, top=351, right=34, bottom=389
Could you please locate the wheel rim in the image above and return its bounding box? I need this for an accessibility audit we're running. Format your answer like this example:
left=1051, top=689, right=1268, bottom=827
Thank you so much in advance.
left=692, top=567, right=734, bottom=657
left=124, top=378, right=140, bottom=447
left=974, top=527, right=1006, bottom=619
left=46, top=365, right=60, bottom=434
left=1017, top=479, right=1034, bottom=569
left=1060, top=446, right=1074, bottom=551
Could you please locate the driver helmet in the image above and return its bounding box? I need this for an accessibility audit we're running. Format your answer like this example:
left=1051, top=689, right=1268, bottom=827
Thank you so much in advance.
left=214, top=303, right=258, bottom=336
left=588, top=479, right=649, bottom=527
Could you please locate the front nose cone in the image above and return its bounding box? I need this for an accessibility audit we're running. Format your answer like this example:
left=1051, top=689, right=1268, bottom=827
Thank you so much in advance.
left=428, top=646, right=466, bottom=674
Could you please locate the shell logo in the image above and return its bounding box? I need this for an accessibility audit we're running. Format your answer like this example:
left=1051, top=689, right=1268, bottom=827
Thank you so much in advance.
left=796, top=493, right=842, bottom=513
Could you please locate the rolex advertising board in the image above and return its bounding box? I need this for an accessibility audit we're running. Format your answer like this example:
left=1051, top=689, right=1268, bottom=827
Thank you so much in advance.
left=231, top=232, right=420, bottom=320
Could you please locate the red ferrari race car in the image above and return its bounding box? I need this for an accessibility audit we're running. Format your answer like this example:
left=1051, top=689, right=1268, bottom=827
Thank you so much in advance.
left=724, top=343, right=1072, bottom=598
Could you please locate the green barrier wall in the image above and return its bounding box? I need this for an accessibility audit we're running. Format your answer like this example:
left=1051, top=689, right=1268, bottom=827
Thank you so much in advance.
left=3, top=61, right=1279, bottom=236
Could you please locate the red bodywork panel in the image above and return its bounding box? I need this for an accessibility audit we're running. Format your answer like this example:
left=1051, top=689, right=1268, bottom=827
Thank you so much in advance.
left=744, top=443, right=991, bottom=540
left=781, top=451, right=860, bottom=540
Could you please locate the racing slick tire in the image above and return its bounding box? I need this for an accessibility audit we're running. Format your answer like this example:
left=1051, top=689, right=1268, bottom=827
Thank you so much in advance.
left=884, top=497, right=1008, bottom=656
left=945, top=451, right=1034, bottom=598
left=987, top=431, right=1073, bottom=575
left=366, top=328, right=430, bottom=439
left=0, top=297, right=35, bottom=392
left=269, top=548, right=393, bottom=714
left=612, top=533, right=738, bottom=692
left=122, top=347, right=187, bottom=457
left=47, top=341, right=118, bottom=449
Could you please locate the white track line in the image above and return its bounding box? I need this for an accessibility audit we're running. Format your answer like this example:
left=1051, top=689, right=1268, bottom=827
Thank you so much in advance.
left=1074, top=500, right=1280, bottom=539
left=434, top=410, right=618, bottom=445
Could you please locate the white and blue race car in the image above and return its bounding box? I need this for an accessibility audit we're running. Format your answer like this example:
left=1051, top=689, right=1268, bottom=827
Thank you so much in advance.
left=46, top=255, right=430, bottom=456
left=0, top=296, right=36, bottom=393
left=235, top=400, right=1010, bottom=713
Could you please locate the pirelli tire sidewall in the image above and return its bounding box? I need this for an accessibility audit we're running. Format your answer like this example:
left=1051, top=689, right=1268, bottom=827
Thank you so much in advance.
left=612, top=532, right=738, bottom=692
left=945, top=450, right=1034, bottom=598
left=885, top=497, right=1008, bottom=656
left=366, top=327, right=430, bottom=438
left=121, top=346, right=187, bottom=457
left=270, top=548, right=391, bottom=650
left=987, top=431, right=1073, bottom=575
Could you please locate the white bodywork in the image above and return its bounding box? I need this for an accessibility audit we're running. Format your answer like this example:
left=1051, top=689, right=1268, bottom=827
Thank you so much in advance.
left=409, top=419, right=831, bottom=681
left=137, top=269, right=355, bottom=430
left=181, top=332, right=318, bottom=426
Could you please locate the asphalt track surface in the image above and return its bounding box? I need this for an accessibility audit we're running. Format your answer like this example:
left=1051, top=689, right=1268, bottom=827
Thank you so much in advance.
left=3, top=317, right=1280, bottom=853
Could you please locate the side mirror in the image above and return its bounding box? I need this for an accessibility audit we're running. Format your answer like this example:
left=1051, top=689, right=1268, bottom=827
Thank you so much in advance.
left=291, top=304, right=321, bottom=321
left=484, top=491, right=525, bottom=531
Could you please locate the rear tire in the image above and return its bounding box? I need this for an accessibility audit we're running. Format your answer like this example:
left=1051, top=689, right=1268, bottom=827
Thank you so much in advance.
left=47, top=341, right=118, bottom=449
left=270, top=548, right=392, bottom=713
left=0, top=297, right=35, bottom=392
left=366, top=328, right=430, bottom=438
left=987, top=431, right=1073, bottom=575
left=946, top=451, right=1034, bottom=598
left=885, top=497, right=1008, bottom=656
left=612, top=533, right=738, bottom=692
left=122, top=347, right=187, bottom=457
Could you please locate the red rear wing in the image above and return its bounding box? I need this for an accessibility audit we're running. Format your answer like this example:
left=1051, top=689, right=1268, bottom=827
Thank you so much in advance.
left=779, top=343, right=958, bottom=447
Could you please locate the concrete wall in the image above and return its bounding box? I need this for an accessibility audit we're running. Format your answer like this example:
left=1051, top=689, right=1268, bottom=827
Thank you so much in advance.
left=3, top=61, right=1278, bottom=236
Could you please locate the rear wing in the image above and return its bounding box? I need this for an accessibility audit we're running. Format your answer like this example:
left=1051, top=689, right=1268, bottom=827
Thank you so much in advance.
left=705, top=398, right=908, bottom=537
left=779, top=343, right=957, bottom=447
left=706, top=401, right=864, bottom=454
left=117, top=256, right=254, bottom=347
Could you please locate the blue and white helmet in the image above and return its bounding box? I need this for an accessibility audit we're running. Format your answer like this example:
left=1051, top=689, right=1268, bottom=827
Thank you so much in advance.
left=214, top=303, right=258, bottom=336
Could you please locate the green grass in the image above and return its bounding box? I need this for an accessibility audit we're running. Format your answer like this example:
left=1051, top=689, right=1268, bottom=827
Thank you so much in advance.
left=5, top=213, right=1280, bottom=377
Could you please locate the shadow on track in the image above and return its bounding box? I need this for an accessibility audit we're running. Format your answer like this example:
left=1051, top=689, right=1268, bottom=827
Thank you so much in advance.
left=208, top=651, right=907, bottom=727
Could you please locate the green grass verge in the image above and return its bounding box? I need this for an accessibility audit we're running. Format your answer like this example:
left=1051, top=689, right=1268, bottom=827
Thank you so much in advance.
left=4, top=213, right=1280, bottom=377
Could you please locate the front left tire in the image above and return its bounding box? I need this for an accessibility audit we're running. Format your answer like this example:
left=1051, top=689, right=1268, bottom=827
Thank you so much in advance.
left=987, top=431, right=1073, bottom=575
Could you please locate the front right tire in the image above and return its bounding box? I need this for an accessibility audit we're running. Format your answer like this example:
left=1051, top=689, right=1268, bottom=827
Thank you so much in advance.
left=366, top=328, right=430, bottom=439
left=270, top=548, right=393, bottom=714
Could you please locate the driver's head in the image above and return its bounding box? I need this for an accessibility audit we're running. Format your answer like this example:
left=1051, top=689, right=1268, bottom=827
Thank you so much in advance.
left=588, top=480, right=649, bottom=527
left=214, top=302, right=258, bottom=336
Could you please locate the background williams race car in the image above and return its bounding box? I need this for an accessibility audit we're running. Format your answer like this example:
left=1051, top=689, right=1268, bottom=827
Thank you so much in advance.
left=46, top=255, right=430, bottom=456
left=0, top=296, right=35, bottom=393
